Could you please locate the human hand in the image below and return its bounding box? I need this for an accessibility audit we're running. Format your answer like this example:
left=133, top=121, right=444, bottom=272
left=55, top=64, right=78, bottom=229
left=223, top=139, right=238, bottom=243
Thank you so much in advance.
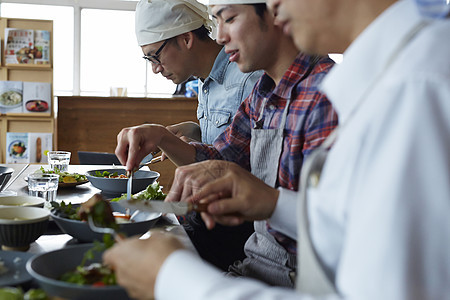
left=197, top=162, right=279, bottom=229
left=115, top=124, right=166, bottom=172
left=103, top=232, right=184, bottom=300
left=166, top=160, right=279, bottom=229
left=165, top=160, right=233, bottom=204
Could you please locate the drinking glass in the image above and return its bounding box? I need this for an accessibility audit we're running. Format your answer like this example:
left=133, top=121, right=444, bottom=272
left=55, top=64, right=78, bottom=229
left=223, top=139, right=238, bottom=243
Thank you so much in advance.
left=28, top=173, right=59, bottom=209
left=47, top=151, right=71, bottom=172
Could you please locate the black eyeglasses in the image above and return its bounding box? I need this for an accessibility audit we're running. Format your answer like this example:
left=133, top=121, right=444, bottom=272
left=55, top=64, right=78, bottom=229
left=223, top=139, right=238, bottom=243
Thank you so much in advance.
left=142, top=39, right=169, bottom=64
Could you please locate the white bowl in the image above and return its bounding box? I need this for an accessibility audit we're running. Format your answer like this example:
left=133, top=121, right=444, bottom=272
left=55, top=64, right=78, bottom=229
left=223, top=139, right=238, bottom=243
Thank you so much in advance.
left=0, top=195, right=45, bottom=208
left=0, top=206, right=49, bottom=224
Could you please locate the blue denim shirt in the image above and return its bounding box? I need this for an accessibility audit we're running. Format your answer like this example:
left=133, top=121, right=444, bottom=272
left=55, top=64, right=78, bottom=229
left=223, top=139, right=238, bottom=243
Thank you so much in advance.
left=197, top=48, right=263, bottom=144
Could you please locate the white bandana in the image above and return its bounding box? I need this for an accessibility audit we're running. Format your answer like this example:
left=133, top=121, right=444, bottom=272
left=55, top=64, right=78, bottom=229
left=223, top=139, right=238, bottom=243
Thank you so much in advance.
left=135, top=0, right=214, bottom=46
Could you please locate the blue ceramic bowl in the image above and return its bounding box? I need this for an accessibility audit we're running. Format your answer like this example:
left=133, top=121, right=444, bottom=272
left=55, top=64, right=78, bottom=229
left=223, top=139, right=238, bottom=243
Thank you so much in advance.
left=27, top=243, right=130, bottom=300
left=85, top=168, right=159, bottom=195
left=0, top=207, right=49, bottom=251
left=51, top=202, right=161, bottom=242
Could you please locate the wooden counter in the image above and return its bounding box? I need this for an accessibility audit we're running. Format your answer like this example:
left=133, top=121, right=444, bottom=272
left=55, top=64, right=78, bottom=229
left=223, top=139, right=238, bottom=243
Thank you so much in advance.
left=57, top=96, right=198, bottom=191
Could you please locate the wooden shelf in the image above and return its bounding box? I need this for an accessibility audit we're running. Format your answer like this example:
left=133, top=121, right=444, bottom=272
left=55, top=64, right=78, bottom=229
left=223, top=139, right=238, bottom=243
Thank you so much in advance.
left=4, top=64, right=52, bottom=70
left=3, top=113, right=52, bottom=118
left=0, top=17, right=54, bottom=163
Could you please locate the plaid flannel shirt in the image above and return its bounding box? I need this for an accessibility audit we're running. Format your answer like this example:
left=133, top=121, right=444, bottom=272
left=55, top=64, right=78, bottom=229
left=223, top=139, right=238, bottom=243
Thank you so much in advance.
left=192, top=52, right=339, bottom=253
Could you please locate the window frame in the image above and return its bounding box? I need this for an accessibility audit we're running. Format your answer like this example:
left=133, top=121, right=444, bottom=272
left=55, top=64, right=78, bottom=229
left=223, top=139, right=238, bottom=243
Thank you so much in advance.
left=1, top=0, right=147, bottom=96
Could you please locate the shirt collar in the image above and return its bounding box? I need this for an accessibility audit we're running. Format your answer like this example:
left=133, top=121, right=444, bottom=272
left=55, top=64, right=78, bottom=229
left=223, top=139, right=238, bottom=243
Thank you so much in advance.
left=321, top=0, right=423, bottom=123
left=207, top=47, right=229, bottom=84
left=258, top=52, right=313, bottom=100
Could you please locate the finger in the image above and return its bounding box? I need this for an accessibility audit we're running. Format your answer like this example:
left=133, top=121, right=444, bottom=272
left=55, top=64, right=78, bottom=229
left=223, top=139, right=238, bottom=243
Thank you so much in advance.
left=124, top=129, right=141, bottom=171
left=192, top=175, right=234, bottom=201
left=200, top=212, right=216, bottom=230
left=115, top=130, right=130, bottom=166
left=165, top=166, right=191, bottom=202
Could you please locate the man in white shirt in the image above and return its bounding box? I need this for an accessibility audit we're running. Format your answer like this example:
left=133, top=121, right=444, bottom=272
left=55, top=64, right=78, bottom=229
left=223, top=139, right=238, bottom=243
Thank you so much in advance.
left=103, top=0, right=450, bottom=299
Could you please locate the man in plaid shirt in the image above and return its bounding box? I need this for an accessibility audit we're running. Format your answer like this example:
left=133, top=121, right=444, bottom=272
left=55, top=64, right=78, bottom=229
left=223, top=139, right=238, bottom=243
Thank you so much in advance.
left=116, top=2, right=338, bottom=287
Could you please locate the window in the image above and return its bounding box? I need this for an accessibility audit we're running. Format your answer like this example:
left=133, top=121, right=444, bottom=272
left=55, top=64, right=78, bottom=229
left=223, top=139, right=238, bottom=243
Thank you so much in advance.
left=1, top=1, right=176, bottom=97
left=1, top=3, right=74, bottom=94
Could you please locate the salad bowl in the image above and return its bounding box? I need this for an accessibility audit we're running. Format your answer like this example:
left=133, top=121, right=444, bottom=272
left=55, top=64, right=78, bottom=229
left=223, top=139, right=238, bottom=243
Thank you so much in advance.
left=27, top=243, right=130, bottom=300
left=51, top=201, right=161, bottom=242
left=85, top=168, right=159, bottom=195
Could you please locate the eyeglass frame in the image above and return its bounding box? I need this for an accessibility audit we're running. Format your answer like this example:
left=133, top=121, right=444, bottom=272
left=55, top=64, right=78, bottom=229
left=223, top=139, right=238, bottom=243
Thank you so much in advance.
left=142, top=39, right=170, bottom=65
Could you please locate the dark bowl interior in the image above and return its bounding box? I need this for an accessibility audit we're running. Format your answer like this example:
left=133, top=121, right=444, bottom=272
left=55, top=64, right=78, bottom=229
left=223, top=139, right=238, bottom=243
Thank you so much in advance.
left=26, top=243, right=130, bottom=300
left=51, top=202, right=161, bottom=242
left=0, top=166, right=14, bottom=192
left=85, top=168, right=160, bottom=195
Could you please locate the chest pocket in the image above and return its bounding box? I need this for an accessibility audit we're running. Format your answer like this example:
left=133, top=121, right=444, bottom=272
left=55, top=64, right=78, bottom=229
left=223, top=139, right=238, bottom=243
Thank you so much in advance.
left=196, top=106, right=204, bottom=120
left=210, top=110, right=231, bottom=128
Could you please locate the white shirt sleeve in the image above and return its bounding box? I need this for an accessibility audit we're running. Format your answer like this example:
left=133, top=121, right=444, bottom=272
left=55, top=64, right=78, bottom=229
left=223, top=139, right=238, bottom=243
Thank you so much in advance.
left=268, top=187, right=298, bottom=240
left=155, top=249, right=306, bottom=300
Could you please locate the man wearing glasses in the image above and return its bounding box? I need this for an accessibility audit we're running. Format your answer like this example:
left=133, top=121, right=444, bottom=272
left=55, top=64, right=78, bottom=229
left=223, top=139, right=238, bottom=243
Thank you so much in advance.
left=135, top=0, right=262, bottom=271
left=136, top=0, right=262, bottom=145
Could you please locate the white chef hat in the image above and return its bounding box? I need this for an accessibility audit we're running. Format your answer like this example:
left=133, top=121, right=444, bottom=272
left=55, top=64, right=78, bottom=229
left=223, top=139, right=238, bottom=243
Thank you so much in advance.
left=208, top=0, right=266, bottom=4
left=135, top=0, right=214, bottom=46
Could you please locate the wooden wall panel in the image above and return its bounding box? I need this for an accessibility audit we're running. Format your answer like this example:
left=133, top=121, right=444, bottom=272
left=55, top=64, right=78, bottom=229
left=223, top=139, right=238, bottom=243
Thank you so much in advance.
left=57, top=96, right=198, bottom=191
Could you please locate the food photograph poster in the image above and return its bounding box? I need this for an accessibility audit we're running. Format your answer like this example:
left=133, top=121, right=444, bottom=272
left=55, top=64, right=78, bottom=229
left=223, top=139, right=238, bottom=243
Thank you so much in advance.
left=0, top=81, right=23, bottom=113
left=6, top=132, right=52, bottom=163
left=0, top=81, right=51, bottom=114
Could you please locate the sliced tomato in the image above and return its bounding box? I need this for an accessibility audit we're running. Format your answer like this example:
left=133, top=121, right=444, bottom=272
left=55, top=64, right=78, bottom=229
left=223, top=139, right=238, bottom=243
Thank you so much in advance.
left=92, top=281, right=106, bottom=287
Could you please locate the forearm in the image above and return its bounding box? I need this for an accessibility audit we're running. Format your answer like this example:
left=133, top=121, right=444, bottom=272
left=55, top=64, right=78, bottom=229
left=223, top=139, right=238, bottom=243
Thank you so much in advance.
left=159, top=130, right=197, bottom=166
left=166, top=121, right=201, bottom=142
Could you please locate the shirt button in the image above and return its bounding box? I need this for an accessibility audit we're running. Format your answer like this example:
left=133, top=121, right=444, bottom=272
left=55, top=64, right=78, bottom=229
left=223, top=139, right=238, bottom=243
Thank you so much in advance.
left=215, top=120, right=219, bottom=125
left=203, top=88, right=208, bottom=94
left=204, top=115, right=207, bottom=120
left=269, top=104, right=276, bottom=110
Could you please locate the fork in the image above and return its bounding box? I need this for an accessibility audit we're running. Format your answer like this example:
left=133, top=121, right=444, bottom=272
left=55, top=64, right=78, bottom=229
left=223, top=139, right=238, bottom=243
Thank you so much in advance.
left=87, top=214, right=123, bottom=241
left=126, top=152, right=160, bottom=201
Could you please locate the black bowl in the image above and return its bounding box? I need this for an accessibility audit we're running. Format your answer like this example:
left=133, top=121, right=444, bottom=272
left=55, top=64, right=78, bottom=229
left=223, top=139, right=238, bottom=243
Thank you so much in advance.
left=51, top=202, right=161, bottom=242
left=85, top=168, right=159, bottom=195
left=26, top=243, right=130, bottom=300
left=0, top=166, right=14, bottom=192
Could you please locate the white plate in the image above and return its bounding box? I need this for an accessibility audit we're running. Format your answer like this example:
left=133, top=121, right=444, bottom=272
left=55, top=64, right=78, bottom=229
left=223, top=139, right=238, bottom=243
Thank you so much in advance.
left=0, top=251, right=34, bottom=287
